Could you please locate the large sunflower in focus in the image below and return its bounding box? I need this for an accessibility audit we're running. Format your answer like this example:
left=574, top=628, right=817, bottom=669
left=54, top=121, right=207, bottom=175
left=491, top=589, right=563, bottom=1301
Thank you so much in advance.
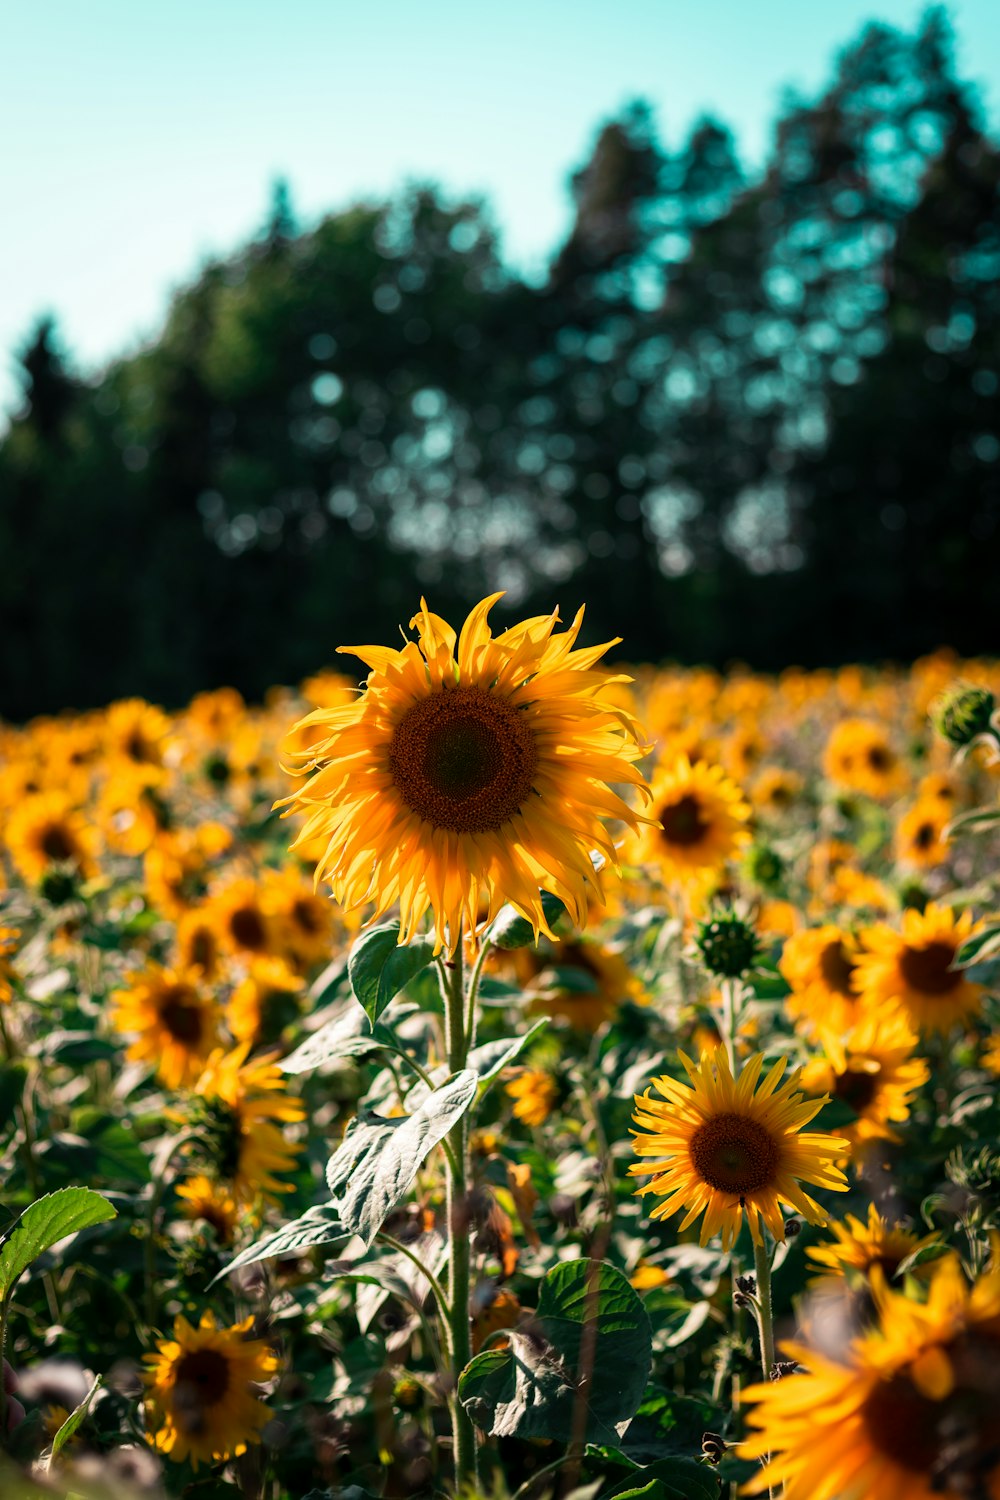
left=631, top=756, right=750, bottom=887
left=629, top=1050, right=849, bottom=1251
left=281, top=595, right=651, bottom=952
left=740, top=1254, right=1000, bottom=1500
left=854, top=902, right=985, bottom=1034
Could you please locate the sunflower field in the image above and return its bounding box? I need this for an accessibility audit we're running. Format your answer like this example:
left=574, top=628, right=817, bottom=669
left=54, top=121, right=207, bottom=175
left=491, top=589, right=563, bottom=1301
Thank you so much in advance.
left=1, top=598, right=1000, bottom=1500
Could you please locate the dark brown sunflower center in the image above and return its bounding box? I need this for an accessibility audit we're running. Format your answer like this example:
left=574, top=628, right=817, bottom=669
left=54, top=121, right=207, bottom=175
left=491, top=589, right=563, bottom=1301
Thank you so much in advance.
left=41, top=825, right=75, bottom=862
left=187, top=929, right=216, bottom=971
left=292, top=898, right=321, bottom=935
left=819, top=940, right=856, bottom=998
left=659, top=794, right=708, bottom=847
left=834, top=1062, right=880, bottom=1114
left=689, top=1112, right=780, bottom=1194
left=174, top=1348, right=231, bottom=1410
left=898, top=940, right=961, bottom=996
left=159, top=987, right=204, bottom=1045
left=388, top=687, right=537, bottom=834
left=914, top=822, right=936, bottom=850
left=866, top=745, right=893, bottom=772
left=863, top=1332, right=1000, bottom=1484
left=230, top=906, right=268, bottom=951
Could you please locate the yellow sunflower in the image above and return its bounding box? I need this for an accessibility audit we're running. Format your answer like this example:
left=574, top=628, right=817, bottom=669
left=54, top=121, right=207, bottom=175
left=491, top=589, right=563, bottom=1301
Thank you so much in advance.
left=633, top=756, right=750, bottom=887
left=143, top=1311, right=278, bottom=1468
left=779, top=925, right=867, bottom=1034
left=823, top=717, right=907, bottom=800
left=807, top=1204, right=940, bottom=1285
left=280, top=594, right=651, bottom=953
left=800, top=1012, right=930, bottom=1149
left=110, top=964, right=221, bottom=1090
left=174, top=1176, right=241, bottom=1245
left=104, top=697, right=171, bottom=773
left=854, top=903, right=985, bottom=1034
left=191, top=1046, right=305, bottom=1203
left=505, top=1069, right=559, bottom=1127
left=207, top=877, right=280, bottom=959
left=0, top=926, right=21, bottom=1003
left=4, top=793, right=98, bottom=886
left=629, top=1049, right=849, bottom=1251
left=740, top=1253, right=1000, bottom=1499
left=226, top=957, right=304, bottom=1048
left=895, top=798, right=952, bottom=870
left=515, top=935, right=647, bottom=1032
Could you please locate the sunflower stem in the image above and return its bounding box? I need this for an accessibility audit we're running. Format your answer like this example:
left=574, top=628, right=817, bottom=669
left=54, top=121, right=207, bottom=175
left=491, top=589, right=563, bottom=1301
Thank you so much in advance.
left=444, top=934, right=478, bottom=1489
left=751, top=1234, right=776, bottom=1380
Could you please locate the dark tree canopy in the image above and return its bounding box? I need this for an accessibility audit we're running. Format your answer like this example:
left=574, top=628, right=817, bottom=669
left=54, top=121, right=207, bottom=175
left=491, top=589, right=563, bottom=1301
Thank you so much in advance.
left=2, top=9, right=998, bottom=720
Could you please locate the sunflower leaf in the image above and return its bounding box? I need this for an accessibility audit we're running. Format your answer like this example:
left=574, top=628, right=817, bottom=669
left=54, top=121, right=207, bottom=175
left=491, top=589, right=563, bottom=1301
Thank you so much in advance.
left=211, top=1203, right=344, bottom=1283
left=348, top=923, right=437, bottom=1026
left=488, top=891, right=571, bottom=949
left=280, top=1001, right=401, bottom=1074
left=0, top=1189, right=117, bottom=1301
left=954, top=923, right=1000, bottom=968
left=459, top=1258, right=651, bottom=1443
left=326, top=1069, right=478, bottom=1247
left=944, top=806, right=1000, bottom=839
left=47, top=1373, right=102, bottom=1467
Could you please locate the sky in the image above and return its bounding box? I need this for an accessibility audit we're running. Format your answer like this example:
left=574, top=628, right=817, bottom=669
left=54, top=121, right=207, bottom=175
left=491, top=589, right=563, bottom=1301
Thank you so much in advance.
left=4, top=0, right=1000, bottom=417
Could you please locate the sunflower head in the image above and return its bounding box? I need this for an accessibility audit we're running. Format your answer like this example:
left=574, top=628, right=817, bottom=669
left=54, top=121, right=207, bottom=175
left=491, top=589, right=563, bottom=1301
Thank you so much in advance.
left=279, top=595, right=652, bottom=953
left=930, top=683, right=996, bottom=748
left=807, top=1203, right=941, bottom=1286
left=635, top=756, right=750, bottom=887
left=855, top=902, right=985, bottom=1034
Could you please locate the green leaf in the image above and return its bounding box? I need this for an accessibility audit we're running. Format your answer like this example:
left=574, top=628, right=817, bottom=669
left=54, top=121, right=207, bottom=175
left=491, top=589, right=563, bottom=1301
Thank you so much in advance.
left=69, top=1109, right=150, bottom=1184
left=47, top=1374, right=102, bottom=1466
left=212, top=1203, right=343, bottom=1283
left=326, top=1069, right=478, bottom=1247
left=605, top=1458, right=720, bottom=1500
left=955, top=923, right=1000, bottom=968
left=459, top=1258, right=652, bottom=1443
left=944, top=806, right=1000, bottom=839
left=470, top=1021, right=549, bottom=1090
left=34, top=1030, right=119, bottom=1065
left=348, top=923, right=436, bottom=1026
left=0, top=1189, right=117, bottom=1300
left=281, top=1006, right=401, bottom=1074
left=488, top=890, right=570, bottom=949
left=0, top=1062, right=27, bottom=1133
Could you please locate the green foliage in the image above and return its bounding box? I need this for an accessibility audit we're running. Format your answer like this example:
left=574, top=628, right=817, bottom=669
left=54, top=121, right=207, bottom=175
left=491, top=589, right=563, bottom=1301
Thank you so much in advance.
left=0, top=1189, right=116, bottom=1301
left=347, top=923, right=436, bottom=1026
left=459, top=1259, right=652, bottom=1444
left=213, top=1203, right=344, bottom=1281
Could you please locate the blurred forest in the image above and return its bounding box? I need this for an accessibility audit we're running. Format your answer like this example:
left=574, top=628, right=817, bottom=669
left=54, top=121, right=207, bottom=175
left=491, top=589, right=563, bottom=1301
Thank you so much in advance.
left=3, top=9, right=999, bottom=720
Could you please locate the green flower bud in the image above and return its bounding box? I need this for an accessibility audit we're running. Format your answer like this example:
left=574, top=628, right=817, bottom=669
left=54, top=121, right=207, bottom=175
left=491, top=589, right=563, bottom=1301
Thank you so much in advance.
left=743, top=842, right=784, bottom=893
left=694, top=908, right=761, bottom=980
left=930, top=684, right=996, bottom=748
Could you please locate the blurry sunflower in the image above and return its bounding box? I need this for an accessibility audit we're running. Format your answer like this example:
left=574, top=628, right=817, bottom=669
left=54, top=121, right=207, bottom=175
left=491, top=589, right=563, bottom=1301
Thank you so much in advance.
left=854, top=903, right=985, bottom=1034
left=630, top=1049, right=849, bottom=1251
left=779, top=925, right=867, bottom=1033
left=895, top=798, right=951, bottom=870
left=189, top=1045, right=304, bottom=1203
left=807, top=1204, right=940, bottom=1286
left=207, top=877, right=279, bottom=959
left=0, top=926, right=21, bottom=1003
left=261, top=867, right=335, bottom=967
left=226, top=957, right=304, bottom=1048
left=111, top=964, right=221, bottom=1090
left=97, top=766, right=169, bottom=856
left=752, top=765, right=804, bottom=815
left=5, top=793, right=97, bottom=886
left=823, top=717, right=907, bottom=800
left=174, top=907, right=224, bottom=981
left=740, top=1253, right=1000, bottom=1500
left=143, top=1311, right=278, bottom=1468
left=800, top=1011, right=930, bottom=1149
left=280, top=594, right=651, bottom=952
left=633, top=756, right=750, bottom=887
left=517, top=935, right=647, bottom=1032
left=104, top=697, right=171, bottom=772
left=505, top=1068, right=559, bottom=1127
left=174, top=1176, right=241, bottom=1245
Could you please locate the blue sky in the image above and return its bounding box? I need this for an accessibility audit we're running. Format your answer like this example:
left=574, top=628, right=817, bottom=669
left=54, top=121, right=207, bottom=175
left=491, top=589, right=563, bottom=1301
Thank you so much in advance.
left=4, top=0, right=999, bottom=416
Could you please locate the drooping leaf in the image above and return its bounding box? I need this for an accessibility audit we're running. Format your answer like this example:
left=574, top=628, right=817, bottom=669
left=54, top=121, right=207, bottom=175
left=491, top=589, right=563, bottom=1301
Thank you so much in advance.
left=944, top=806, right=1000, bottom=839
left=348, top=923, right=436, bottom=1026
left=326, top=1069, right=478, bottom=1247
left=459, top=1258, right=652, bottom=1443
left=605, top=1458, right=720, bottom=1500
left=212, top=1203, right=344, bottom=1283
left=281, top=1003, right=401, bottom=1074
left=0, top=1189, right=117, bottom=1300
left=955, top=923, right=1000, bottom=968
left=47, top=1374, right=102, bottom=1466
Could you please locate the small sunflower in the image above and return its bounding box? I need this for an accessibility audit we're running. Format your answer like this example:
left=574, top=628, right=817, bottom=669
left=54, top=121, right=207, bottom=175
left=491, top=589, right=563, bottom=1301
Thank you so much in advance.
left=823, top=718, right=907, bottom=800
left=518, top=936, right=647, bottom=1032
left=143, top=1311, right=278, bottom=1468
left=505, top=1068, right=559, bottom=1127
left=854, top=902, right=985, bottom=1034
left=800, top=1012, right=930, bottom=1149
left=207, top=877, right=279, bottom=959
left=740, top=1253, right=1000, bottom=1500
left=634, top=756, right=750, bottom=887
left=0, top=926, right=21, bottom=1003
left=174, top=1176, right=241, bottom=1245
left=280, top=594, right=651, bottom=953
left=190, top=1046, right=305, bottom=1203
left=629, top=1049, right=849, bottom=1251
left=5, top=793, right=97, bottom=886
left=895, top=798, right=951, bottom=870
left=226, top=957, right=304, bottom=1048
left=807, top=1204, right=940, bottom=1285
left=111, top=964, right=220, bottom=1090
left=779, top=925, right=867, bottom=1034
left=104, top=697, right=171, bottom=772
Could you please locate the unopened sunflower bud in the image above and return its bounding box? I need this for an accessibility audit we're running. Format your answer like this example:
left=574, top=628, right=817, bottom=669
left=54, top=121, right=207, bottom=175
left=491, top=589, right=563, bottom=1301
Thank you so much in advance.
left=695, top=909, right=761, bottom=980
left=735, top=1274, right=757, bottom=1296
left=744, top=842, right=785, bottom=893
left=930, top=684, right=996, bottom=749
left=393, top=1376, right=423, bottom=1412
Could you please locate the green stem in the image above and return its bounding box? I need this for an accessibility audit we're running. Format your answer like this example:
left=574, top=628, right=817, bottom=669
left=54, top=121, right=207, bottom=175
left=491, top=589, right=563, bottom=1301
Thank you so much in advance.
left=464, top=936, right=492, bottom=1056
left=752, top=1235, right=776, bottom=1380
left=144, top=1128, right=200, bottom=1331
left=377, top=1231, right=452, bottom=1344
left=720, top=979, right=743, bottom=1075
left=443, top=935, right=477, bottom=1490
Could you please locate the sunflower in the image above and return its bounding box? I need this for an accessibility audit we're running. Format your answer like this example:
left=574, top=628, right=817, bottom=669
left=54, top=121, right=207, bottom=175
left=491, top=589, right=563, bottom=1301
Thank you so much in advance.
left=779, top=925, right=867, bottom=1034
left=4, top=793, right=98, bottom=886
left=854, top=902, right=985, bottom=1034
left=143, top=1310, right=278, bottom=1468
left=632, top=756, right=750, bottom=887
left=629, top=1049, right=849, bottom=1251
left=752, top=766, right=804, bottom=815
left=207, top=877, right=280, bottom=959
left=104, top=697, right=171, bottom=773
left=895, top=798, right=951, bottom=870
left=740, top=1253, right=1000, bottom=1499
left=823, top=718, right=907, bottom=800
left=110, top=964, right=221, bottom=1090
left=174, top=907, right=224, bottom=980
left=800, top=1012, right=930, bottom=1150
left=261, top=867, right=335, bottom=968
left=190, top=1046, right=305, bottom=1203
left=0, top=926, right=21, bottom=1003
left=280, top=594, right=651, bottom=953
left=514, top=935, right=647, bottom=1032
left=505, top=1069, right=559, bottom=1127
left=807, top=1204, right=940, bottom=1285
left=226, top=957, right=304, bottom=1048
left=174, top=1176, right=241, bottom=1245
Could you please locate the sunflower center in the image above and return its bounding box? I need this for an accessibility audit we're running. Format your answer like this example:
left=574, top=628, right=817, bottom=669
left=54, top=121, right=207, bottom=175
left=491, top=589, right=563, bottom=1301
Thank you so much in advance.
left=292, top=898, right=320, bottom=935
left=689, top=1112, right=780, bottom=1194
left=174, top=1348, right=231, bottom=1410
left=914, top=822, right=936, bottom=850
left=898, top=940, right=961, bottom=995
left=229, top=906, right=268, bottom=951
left=834, top=1062, right=880, bottom=1114
left=819, top=940, right=856, bottom=998
left=41, top=825, right=75, bottom=862
left=388, top=688, right=537, bottom=834
left=159, top=987, right=204, bottom=1046
left=863, top=1334, right=1000, bottom=1484
left=867, top=745, right=892, bottom=772
left=187, top=929, right=216, bottom=971
left=659, top=794, right=708, bottom=847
